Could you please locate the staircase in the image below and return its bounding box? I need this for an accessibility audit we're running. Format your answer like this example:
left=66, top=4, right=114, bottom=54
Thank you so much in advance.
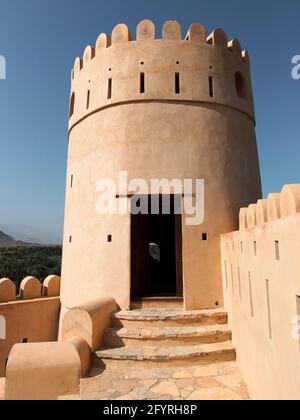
left=91, top=301, right=236, bottom=369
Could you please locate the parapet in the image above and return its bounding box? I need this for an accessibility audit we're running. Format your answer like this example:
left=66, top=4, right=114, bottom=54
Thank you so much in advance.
left=0, top=279, right=16, bottom=303
left=0, top=276, right=61, bottom=304
left=239, top=184, right=300, bottom=230
left=5, top=342, right=82, bottom=400
left=43, top=275, right=61, bottom=297
left=68, top=20, right=255, bottom=134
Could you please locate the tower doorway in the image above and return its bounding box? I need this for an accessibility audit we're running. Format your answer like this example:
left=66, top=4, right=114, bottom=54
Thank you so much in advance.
left=131, top=195, right=183, bottom=299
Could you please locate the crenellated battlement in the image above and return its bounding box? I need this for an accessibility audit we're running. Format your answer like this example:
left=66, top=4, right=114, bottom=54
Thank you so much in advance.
left=68, top=20, right=255, bottom=132
left=71, top=21, right=249, bottom=76
left=0, top=275, right=61, bottom=304
left=239, top=184, right=300, bottom=230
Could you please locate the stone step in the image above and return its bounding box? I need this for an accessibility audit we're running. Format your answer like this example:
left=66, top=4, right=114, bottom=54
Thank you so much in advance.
left=131, top=297, right=183, bottom=310
left=57, top=394, right=81, bottom=400
left=111, top=308, right=228, bottom=329
left=92, top=342, right=236, bottom=368
left=104, top=324, right=232, bottom=347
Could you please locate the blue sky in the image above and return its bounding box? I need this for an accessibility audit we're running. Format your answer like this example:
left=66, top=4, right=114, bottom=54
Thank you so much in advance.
left=0, top=0, right=299, bottom=243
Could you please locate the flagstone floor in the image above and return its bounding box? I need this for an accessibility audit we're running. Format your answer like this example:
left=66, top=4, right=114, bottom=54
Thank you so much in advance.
left=80, top=361, right=250, bottom=400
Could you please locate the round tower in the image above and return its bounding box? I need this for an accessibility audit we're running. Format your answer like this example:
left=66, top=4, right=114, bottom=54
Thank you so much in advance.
left=60, top=20, right=262, bottom=312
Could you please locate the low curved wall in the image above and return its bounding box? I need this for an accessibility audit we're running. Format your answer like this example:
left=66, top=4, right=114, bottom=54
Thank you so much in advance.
left=5, top=342, right=82, bottom=400
left=61, top=297, right=118, bottom=351
left=4, top=296, right=117, bottom=400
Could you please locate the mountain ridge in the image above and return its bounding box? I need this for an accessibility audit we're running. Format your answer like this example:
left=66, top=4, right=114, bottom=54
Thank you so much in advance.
left=0, top=230, right=40, bottom=247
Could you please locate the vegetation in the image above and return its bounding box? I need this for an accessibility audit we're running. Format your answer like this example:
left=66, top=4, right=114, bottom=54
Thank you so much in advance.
left=0, top=246, right=62, bottom=292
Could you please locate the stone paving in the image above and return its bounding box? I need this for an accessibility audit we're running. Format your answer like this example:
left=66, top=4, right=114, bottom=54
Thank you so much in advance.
left=80, top=361, right=250, bottom=400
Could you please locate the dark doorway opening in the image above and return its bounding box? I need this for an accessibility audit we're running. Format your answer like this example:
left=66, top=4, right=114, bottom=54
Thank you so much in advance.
left=131, top=195, right=183, bottom=299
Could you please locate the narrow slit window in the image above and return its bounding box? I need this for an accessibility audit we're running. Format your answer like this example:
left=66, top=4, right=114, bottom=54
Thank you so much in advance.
left=231, top=264, right=234, bottom=296
left=238, top=267, right=242, bottom=303
left=70, top=174, right=74, bottom=189
left=248, top=272, right=254, bottom=318
left=266, top=280, right=272, bottom=339
left=69, top=236, right=72, bottom=244
left=224, top=261, right=228, bottom=289
left=275, top=241, right=280, bottom=261
left=107, top=235, right=112, bottom=243
left=107, top=78, right=112, bottom=99
left=69, top=92, right=75, bottom=118
left=140, top=73, right=145, bottom=94
left=86, top=90, right=90, bottom=109
left=209, top=76, right=214, bottom=98
left=235, top=71, right=248, bottom=100
left=202, top=233, right=208, bottom=241
left=175, top=73, right=180, bottom=94
left=240, top=242, right=243, bottom=253
left=254, top=241, right=257, bottom=256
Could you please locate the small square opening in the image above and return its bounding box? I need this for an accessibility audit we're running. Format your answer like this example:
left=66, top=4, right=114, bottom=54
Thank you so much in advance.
left=202, top=233, right=208, bottom=241
left=22, top=338, right=28, bottom=343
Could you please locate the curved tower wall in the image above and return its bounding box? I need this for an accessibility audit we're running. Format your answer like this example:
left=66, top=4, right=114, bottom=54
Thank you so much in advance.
left=61, top=20, right=262, bottom=312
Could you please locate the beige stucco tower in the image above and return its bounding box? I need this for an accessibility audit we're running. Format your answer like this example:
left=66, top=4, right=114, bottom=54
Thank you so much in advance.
left=60, top=20, right=262, bottom=314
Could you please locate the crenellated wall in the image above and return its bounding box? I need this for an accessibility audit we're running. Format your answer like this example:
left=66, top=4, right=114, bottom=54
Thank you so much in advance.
left=221, top=185, right=300, bottom=400
left=0, top=276, right=61, bottom=377
left=68, top=20, right=255, bottom=134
